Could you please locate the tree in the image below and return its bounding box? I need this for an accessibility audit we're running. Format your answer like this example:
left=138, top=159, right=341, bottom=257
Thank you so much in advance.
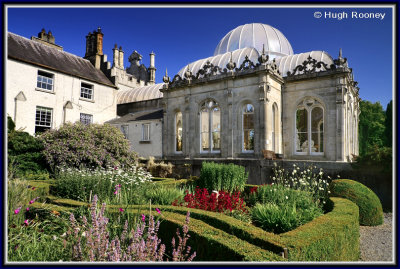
left=358, top=101, right=385, bottom=156
left=383, top=100, right=392, bottom=147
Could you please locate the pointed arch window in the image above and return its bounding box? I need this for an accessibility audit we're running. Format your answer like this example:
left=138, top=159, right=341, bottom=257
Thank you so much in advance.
left=295, top=98, right=324, bottom=155
left=175, top=111, right=183, bottom=152
left=200, top=100, right=220, bottom=152
left=242, top=103, right=255, bottom=152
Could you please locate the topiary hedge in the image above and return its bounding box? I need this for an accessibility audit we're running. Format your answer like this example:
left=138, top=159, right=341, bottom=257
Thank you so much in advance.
left=329, top=179, right=383, bottom=226
left=31, top=196, right=359, bottom=261
left=279, top=197, right=360, bottom=261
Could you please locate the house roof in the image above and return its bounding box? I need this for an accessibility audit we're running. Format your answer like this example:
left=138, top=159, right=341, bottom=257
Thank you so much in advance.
left=7, top=32, right=116, bottom=88
left=106, top=109, right=163, bottom=124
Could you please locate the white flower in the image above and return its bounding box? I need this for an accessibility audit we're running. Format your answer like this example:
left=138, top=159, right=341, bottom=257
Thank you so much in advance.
left=285, top=196, right=288, bottom=200
left=328, top=191, right=331, bottom=194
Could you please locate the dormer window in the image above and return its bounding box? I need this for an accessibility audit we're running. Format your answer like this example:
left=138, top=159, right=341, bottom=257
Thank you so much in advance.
left=37, top=70, right=54, bottom=91
left=80, top=82, right=93, bottom=101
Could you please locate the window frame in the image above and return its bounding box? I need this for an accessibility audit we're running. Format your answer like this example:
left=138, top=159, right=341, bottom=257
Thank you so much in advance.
left=35, top=106, right=53, bottom=133
left=121, top=125, right=129, bottom=139
left=141, top=123, right=151, bottom=142
left=175, top=111, right=183, bottom=153
left=200, top=100, right=221, bottom=154
left=294, top=99, right=324, bottom=156
left=80, top=113, right=93, bottom=125
left=80, top=82, right=94, bottom=101
left=242, top=103, right=255, bottom=153
left=36, top=70, right=54, bottom=92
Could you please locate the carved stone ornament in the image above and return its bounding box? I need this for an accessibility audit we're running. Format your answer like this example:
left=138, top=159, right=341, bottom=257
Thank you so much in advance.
left=287, top=55, right=336, bottom=77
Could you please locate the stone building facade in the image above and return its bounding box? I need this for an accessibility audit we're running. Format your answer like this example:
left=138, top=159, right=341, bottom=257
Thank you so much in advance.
left=159, top=23, right=360, bottom=162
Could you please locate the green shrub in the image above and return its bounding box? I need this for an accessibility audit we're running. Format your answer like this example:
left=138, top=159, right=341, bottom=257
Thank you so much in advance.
left=23, top=171, right=50, bottom=181
left=249, top=185, right=323, bottom=233
left=8, top=130, right=49, bottom=177
left=39, top=122, right=137, bottom=171
left=353, top=145, right=392, bottom=174
left=329, top=179, right=383, bottom=226
left=144, top=185, right=185, bottom=205
left=198, top=162, right=248, bottom=193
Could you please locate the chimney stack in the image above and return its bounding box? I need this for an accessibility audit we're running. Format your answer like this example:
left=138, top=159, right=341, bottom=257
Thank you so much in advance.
left=119, top=46, right=124, bottom=69
left=84, top=27, right=104, bottom=69
left=148, top=51, right=156, bottom=85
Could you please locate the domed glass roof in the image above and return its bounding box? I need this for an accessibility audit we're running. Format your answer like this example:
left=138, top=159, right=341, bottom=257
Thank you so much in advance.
left=214, top=23, right=293, bottom=59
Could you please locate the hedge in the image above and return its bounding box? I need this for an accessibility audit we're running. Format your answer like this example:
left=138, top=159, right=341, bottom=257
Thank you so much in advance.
left=329, top=179, right=383, bottom=226
left=30, top=201, right=283, bottom=261
left=279, top=197, right=359, bottom=261
left=30, top=196, right=359, bottom=261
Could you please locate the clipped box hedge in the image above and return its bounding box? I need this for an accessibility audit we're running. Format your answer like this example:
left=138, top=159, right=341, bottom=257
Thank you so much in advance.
left=279, top=197, right=359, bottom=261
left=31, top=196, right=359, bottom=261
left=329, top=179, right=383, bottom=226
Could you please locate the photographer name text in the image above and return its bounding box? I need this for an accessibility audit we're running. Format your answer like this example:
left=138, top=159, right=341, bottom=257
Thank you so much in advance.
left=315, top=11, right=386, bottom=20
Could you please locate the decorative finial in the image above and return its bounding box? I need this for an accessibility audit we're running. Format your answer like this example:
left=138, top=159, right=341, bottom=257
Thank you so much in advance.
left=339, top=48, right=342, bottom=58
left=258, top=45, right=269, bottom=65
left=226, top=52, right=236, bottom=71
left=114, top=44, right=118, bottom=49
left=163, top=68, right=170, bottom=83
left=262, top=44, right=265, bottom=55
left=184, top=65, right=192, bottom=79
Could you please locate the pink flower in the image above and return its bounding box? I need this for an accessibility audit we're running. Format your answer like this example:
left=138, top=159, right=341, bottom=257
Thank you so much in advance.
left=141, top=214, right=145, bottom=222
left=119, top=208, right=124, bottom=212
left=155, top=208, right=161, bottom=214
left=26, top=207, right=30, bottom=211
left=31, top=187, right=36, bottom=190
left=14, top=207, right=21, bottom=215
left=114, top=191, right=118, bottom=195
left=24, top=219, right=29, bottom=226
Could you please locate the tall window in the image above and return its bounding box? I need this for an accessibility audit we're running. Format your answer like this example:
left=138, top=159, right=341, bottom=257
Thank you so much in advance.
left=175, top=112, right=183, bottom=152
left=37, top=70, right=54, bottom=91
left=80, top=113, right=93, bottom=125
left=295, top=98, right=324, bottom=154
left=35, top=106, right=52, bottom=133
left=272, top=103, right=279, bottom=152
left=242, top=103, right=254, bottom=152
left=80, top=83, right=93, bottom=100
left=121, top=125, right=129, bottom=139
left=142, top=123, right=150, bottom=141
left=200, top=100, right=220, bottom=152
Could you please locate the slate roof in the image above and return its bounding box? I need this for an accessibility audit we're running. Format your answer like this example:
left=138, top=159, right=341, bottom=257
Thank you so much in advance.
left=106, top=109, right=163, bottom=124
left=7, top=32, right=116, bottom=88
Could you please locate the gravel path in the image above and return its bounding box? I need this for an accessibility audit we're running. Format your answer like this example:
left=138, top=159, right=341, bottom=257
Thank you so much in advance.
left=359, top=213, right=393, bottom=262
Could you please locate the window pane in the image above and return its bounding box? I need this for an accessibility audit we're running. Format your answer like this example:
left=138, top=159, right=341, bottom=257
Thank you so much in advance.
left=201, top=109, right=209, bottom=151
left=244, top=129, right=254, bottom=151
left=176, top=112, right=183, bottom=152
left=212, top=108, right=220, bottom=150
left=311, top=107, right=323, bottom=153
left=296, top=108, right=308, bottom=152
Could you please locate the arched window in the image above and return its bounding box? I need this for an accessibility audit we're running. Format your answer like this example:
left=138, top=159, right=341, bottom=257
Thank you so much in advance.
left=200, top=100, right=220, bottom=152
left=243, top=104, right=255, bottom=152
left=175, top=111, right=183, bottom=152
left=295, top=98, right=324, bottom=155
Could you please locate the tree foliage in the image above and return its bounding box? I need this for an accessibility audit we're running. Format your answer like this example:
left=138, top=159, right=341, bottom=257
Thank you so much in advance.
left=383, top=100, right=392, bottom=147
left=358, top=100, right=385, bottom=156
left=39, top=122, right=137, bottom=171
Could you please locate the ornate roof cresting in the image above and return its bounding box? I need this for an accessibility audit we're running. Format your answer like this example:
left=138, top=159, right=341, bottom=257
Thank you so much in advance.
left=286, top=55, right=336, bottom=77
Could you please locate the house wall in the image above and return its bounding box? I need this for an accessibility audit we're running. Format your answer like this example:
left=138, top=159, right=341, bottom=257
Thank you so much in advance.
left=7, top=59, right=117, bottom=135
left=112, top=119, right=163, bottom=158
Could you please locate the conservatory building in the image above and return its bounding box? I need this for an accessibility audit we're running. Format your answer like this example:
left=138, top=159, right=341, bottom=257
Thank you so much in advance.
left=158, top=23, right=360, bottom=162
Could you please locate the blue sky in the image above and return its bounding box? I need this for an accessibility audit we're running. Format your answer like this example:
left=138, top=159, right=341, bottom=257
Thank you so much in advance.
left=7, top=5, right=393, bottom=107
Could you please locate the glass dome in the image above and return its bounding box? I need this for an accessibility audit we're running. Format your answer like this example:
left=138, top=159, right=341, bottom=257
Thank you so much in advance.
left=214, top=23, right=293, bottom=59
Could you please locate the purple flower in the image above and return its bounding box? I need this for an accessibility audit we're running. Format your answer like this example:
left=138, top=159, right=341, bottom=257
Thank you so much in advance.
left=26, top=207, right=30, bottom=211
left=141, top=214, right=145, bottom=222
left=119, top=208, right=124, bottom=212
left=155, top=208, right=161, bottom=214
left=24, top=219, right=29, bottom=226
